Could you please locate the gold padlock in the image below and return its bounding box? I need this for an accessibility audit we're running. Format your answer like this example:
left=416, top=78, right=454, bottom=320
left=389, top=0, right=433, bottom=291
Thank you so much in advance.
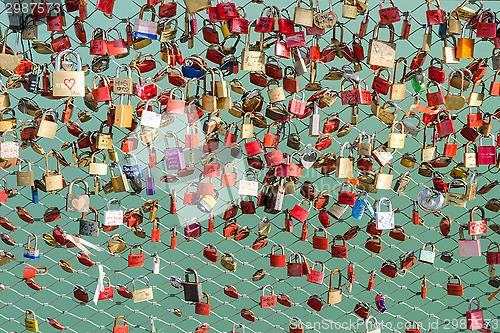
left=335, top=142, right=354, bottom=179
left=220, top=251, right=237, bottom=271
left=327, top=269, right=342, bottom=304
left=25, top=309, right=39, bottom=332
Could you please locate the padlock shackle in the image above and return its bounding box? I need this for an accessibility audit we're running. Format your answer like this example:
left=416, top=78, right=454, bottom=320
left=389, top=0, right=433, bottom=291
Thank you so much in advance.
left=68, top=177, right=90, bottom=195
left=55, top=49, right=83, bottom=71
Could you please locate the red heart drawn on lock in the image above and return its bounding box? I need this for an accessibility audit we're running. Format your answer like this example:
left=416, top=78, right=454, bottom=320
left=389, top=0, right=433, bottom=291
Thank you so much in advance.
left=64, top=79, right=76, bottom=90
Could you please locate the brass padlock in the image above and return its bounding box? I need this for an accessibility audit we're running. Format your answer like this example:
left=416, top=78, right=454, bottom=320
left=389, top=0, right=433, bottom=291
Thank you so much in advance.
left=96, top=121, right=113, bottom=149
left=43, top=151, right=64, bottom=192
left=220, top=251, right=237, bottom=271
left=335, top=142, right=354, bottom=179
left=110, top=162, right=130, bottom=193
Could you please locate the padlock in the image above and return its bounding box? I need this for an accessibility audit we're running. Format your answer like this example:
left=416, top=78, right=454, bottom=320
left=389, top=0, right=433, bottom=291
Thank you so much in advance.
left=290, top=199, right=312, bottom=223
left=464, top=142, right=478, bottom=168
left=110, top=162, right=130, bottom=193
left=36, top=109, right=58, bottom=139
left=306, top=261, right=325, bottom=284
left=287, top=253, right=303, bottom=277
left=466, top=297, right=483, bottom=330
left=103, top=198, right=123, bottom=227
left=367, top=22, right=396, bottom=68
left=418, top=242, right=436, bottom=264
left=113, top=316, right=128, bottom=333
left=335, top=142, right=354, bottom=178
left=477, top=9, right=497, bottom=38
left=132, top=275, right=154, bottom=303
left=52, top=49, right=85, bottom=97
left=25, top=309, right=39, bottom=332
left=312, top=227, right=329, bottom=250
left=79, top=206, right=99, bottom=237
left=24, top=233, right=40, bottom=259
left=66, top=178, right=90, bottom=213
left=17, top=159, right=34, bottom=187
left=458, top=225, right=482, bottom=257
left=259, top=284, right=276, bottom=308
left=289, top=317, right=304, bottom=333
left=469, top=206, right=487, bottom=236
left=374, top=165, right=393, bottom=190
left=457, top=23, right=474, bottom=59
left=331, top=235, right=348, bottom=258
left=477, top=134, right=496, bottom=165
left=375, top=197, right=394, bottom=230
left=128, top=244, right=145, bottom=267
left=43, top=151, right=64, bottom=192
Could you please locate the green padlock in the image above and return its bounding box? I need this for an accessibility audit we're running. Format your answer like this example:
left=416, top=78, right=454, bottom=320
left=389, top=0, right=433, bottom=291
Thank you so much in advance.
left=410, top=69, right=427, bottom=93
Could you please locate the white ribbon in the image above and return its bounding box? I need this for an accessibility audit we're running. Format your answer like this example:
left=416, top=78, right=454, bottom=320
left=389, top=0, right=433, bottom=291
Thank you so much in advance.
left=92, top=264, right=105, bottom=305
left=65, top=234, right=103, bottom=256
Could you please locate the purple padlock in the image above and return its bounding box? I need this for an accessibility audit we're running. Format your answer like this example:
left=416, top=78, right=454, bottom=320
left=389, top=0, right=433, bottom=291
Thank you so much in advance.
left=164, top=131, right=186, bottom=170
left=477, top=134, right=497, bottom=165
left=146, top=167, right=155, bottom=196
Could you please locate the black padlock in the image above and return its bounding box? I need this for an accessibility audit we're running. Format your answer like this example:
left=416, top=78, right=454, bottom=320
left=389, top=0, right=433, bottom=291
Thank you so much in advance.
left=440, top=250, right=453, bottom=263
left=489, top=277, right=500, bottom=288
left=182, top=268, right=203, bottom=302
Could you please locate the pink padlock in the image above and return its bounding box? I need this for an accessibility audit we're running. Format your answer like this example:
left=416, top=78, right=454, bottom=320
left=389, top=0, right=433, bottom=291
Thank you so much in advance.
left=477, top=134, right=497, bottom=165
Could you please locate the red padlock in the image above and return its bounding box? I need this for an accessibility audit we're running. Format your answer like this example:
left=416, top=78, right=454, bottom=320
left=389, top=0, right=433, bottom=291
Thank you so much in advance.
left=98, top=277, right=114, bottom=300
left=224, top=285, right=239, bottom=299
left=306, top=261, right=325, bottom=284
left=290, top=200, right=311, bottom=223
left=230, top=9, right=249, bottom=34
left=151, top=218, right=160, bottom=242
left=469, top=206, right=488, bottom=235
left=128, top=244, right=145, bottom=267
left=306, top=294, right=324, bottom=311
left=379, top=0, right=400, bottom=24
left=443, top=134, right=458, bottom=157
left=113, top=316, right=128, bottom=333
left=426, top=0, right=445, bottom=25
left=260, top=285, right=276, bottom=308
left=447, top=274, right=464, bottom=296
left=287, top=253, right=303, bottom=277
left=331, top=235, right=348, bottom=258
left=421, top=275, right=427, bottom=299
left=477, top=135, right=497, bottom=165
left=380, top=260, right=398, bottom=278
left=312, top=227, right=329, bottom=250
left=203, top=243, right=219, bottom=262
left=278, top=8, right=294, bottom=35
left=477, top=10, right=497, bottom=38
left=159, top=0, right=177, bottom=18
left=338, top=182, right=355, bottom=205
left=372, top=68, right=391, bottom=95
left=301, top=222, right=308, bottom=242
left=354, top=302, right=370, bottom=319
left=436, top=110, right=455, bottom=137
left=365, top=235, right=382, bottom=254
left=195, top=292, right=211, bottom=316
left=170, top=227, right=177, bottom=249
left=270, top=244, right=286, bottom=267
left=255, top=6, right=274, bottom=33
left=486, top=242, right=500, bottom=264
left=406, top=321, right=422, bottom=333
left=467, top=297, right=484, bottom=331
left=428, top=58, right=446, bottom=83
left=89, top=28, right=107, bottom=55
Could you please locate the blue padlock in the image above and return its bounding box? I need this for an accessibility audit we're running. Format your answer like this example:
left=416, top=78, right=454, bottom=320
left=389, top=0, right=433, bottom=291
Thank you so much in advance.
left=31, top=186, right=38, bottom=204
left=182, top=58, right=205, bottom=78
left=438, top=21, right=448, bottom=38
left=352, top=192, right=369, bottom=220
left=122, top=153, right=143, bottom=179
